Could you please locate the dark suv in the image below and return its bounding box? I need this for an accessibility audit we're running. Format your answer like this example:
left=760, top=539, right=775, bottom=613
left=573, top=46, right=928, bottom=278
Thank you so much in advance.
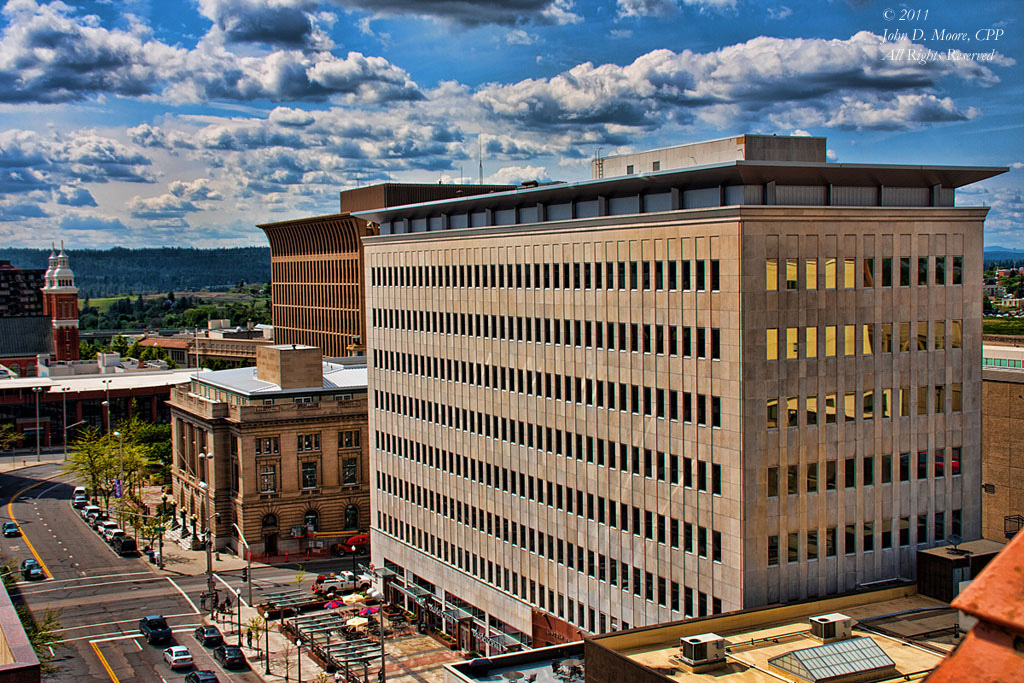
left=139, top=615, right=172, bottom=645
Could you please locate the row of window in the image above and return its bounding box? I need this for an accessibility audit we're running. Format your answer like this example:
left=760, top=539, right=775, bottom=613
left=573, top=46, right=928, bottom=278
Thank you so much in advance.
left=766, top=320, right=964, bottom=360
left=766, top=448, right=962, bottom=498
left=766, top=255, right=964, bottom=291
left=765, top=384, right=963, bottom=429
left=372, top=259, right=722, bottom=293
left=379, top=512, right=722, bottom=622
left=253, top=430, right=362, bottom=456
left=256, top=458, right=360, bottom=493
left=767, top=510, right=963, bottom=565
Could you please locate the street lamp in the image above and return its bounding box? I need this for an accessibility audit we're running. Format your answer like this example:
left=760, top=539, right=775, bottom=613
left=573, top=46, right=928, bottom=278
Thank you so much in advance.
left=236, top=588, right=242, bottom=648
left=31, top=386, right=43, bottom=462
left=159, top=493, right=167, bottom=570
left=199, top=471, right=215, bottom=617
left=296, top=638, right=303, bottom=683
left=101, top=378, right=112, bottom=432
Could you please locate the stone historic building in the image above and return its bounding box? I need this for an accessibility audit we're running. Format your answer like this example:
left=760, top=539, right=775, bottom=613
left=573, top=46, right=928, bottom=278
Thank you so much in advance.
left=358, top=135, right=1004, bottom=651
left=169, top=345, right=370, bottom=557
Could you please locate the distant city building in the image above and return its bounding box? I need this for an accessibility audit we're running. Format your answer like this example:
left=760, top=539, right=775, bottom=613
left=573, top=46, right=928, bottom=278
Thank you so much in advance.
left=0, top=259, right=44, bottom=316
left=359, top=135, right=1004, bottom=650
left=257, top=183, right=513, bottom=358
left=168, top=345, right=370, bottom=557
left=137, top=320, right=274, bottom=369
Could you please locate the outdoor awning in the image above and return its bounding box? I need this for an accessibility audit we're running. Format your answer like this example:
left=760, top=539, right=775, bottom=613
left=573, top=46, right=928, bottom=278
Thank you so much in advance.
left=442, top=607, right=473, bottom=622
left=392, top=583, right=431, bottom=604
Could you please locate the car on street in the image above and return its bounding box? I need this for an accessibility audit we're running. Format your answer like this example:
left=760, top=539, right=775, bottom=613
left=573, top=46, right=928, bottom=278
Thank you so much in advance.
left=184, top=672, right=219, bottom=683
left=80, top=504, right=100, bottom=520
left=72, top=494, right=87, bottom=509
left=97, top=520, right=119, bottom=537
left=2, top=522, right=20, bottom=537
left=72, top=486, right=86, bottom=498
left=20, top=559, right=44, bottom=580
left=139, top=615, right=173, bottom=645
left=212, top=645, right=247, bottom=669
left=163, top=645, right=193, bottom=669
left=312, top=570, right=374, bottom=596
left=193, top=625, right=223, bottom=647
left=106, top=528, right=126, bottom=545
left=112, top=535, right=137, bottom=556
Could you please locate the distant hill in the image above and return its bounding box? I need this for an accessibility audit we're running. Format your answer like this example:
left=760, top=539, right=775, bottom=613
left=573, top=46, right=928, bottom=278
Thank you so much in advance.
left=0, top=247, right=270, bottom=298
left=984, top=246, right=1024, bottom=264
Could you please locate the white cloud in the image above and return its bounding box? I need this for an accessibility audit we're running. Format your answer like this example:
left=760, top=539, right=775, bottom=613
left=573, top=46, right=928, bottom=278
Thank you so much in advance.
left=767, top=5, right=792, bottom=20
left=505, top=29, right=537, bottom=46
left=485, top=164, right=550, bottom=185
left=325, top=0, right=580, bottom=26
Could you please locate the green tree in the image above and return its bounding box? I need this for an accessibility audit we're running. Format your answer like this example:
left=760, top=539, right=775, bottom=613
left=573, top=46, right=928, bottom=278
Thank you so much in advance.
left=0, top=423, right=24, bottom=451
left=110, top=334, right=129, bottom=356
left=64, top=427, right=148, bottom=511
left=19, top=607, right=63, bottom=674
left=79, top=340, right=99, bottom=361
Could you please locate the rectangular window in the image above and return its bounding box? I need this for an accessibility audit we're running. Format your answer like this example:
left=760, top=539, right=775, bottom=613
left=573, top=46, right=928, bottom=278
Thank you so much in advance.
left=710, top=259, right=720, bottom=291
left=882, top=257, right=893, bottom=287
left=862, top=258, right=874, bottom=287
left=900, top=256, right=911, bottom=286
left=825, top=326, right=837, bottom=357
left=935, top=320, right=945, bottom=350
left=918, top=257, right=928, bottom=286
left=259, top=464, right=277, bottom=493
left=900, top=517, right=910, bottom=546
left=918, top=385, right=929, bottom=416
left=788, top=533, right=799, bottom=563
left=826, top=527, right=837, bottom=557
left=844, top=258, right=856, bottom=289
left=881, top=454, right=892, bottom=484
left=882, top=388, right=892, bottom=418
left=826, top=461, right=837, bottom=490
left=863, top=390, right=874, bottom=420
left=935, top=256, right=946, bottom=285
left=917, top=451, right=928, bottom=480
left=881, top=323, right=893, bottom=353
left=952, top=256, right=963, bottom=285
left=806, top=258, right=817, bottom=289
left=900, top=387, right=911, bottom=417
left=786, top=258, right=798, bottom=290
left=845, top=524, right=856, bottom=555
left=844, top=392, right=856, bottom=422
left=807, top=530, right=819, bottom=561
left=787, top=397, right=799, bottom=427
left=863, top=456, right=874, bottom=486
left=864, top=521, right=875, bottom=552
left=825, top=393, right=837, bottom=424
left=825, top=258, right=837, bottom=289
left=301, top=461, right=318, bottom=489
left=768, top=535, right=779, bottom=566
left=918, top=321, right=928, bottom=351
left=845, top=457, right=856, bottom=488
left=342, top=458, right=358, bottom=485
left=844, top=325, right=855, bottom=356
left=807, top=463, right=818, bottom=493
left=952, top=384, right=962, bottom=412
left=786, top=328, right=798, bottom=359
left=766, top=398, right=779, bottom=429
left=806, top=395, right=818, bottom=425
left=788, top=464, right=799, bottom=495
left=806, top=327, right=817, bottom=358
left=900, top=452, right=910, bottom=481
left=863, top=324, right=873, bottom=355
left=951, top=320, right=963, bottom=348
left=935, top=384, right=946, bottom=414
left=918, top=515, right=928, bottom=545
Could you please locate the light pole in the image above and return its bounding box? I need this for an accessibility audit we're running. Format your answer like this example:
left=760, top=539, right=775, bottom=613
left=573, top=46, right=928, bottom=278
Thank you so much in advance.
left=233, top=523, right=253, bottom=605
left=199, top=470, right=215, bottom=617
left=31, top=386, right=43, bottom=461
left=265, top=612, right=271, bottom=676
left=159, top=493, right=167, bottom=570
left=112, top=431, right=124, bottom=527
left=101, top=379, right=112, bottom=432
left=236, top=588, right=242, bottom=648
left=296, top=638, right=303, bottom=683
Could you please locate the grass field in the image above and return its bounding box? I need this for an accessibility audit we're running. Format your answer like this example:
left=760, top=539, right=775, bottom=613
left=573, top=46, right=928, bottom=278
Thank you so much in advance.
left=81, top=290, right=266, bottom=313
left=983, top=317, right=1024, bottom=336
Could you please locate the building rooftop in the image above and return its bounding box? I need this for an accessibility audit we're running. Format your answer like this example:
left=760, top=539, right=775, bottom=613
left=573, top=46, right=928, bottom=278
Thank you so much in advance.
left=588, top=587, right=954, bottom=682
left=446, top=642, right=584, bottom=683
left=197, top=360, right=367, bottom=396
left=0, top=368, right=199, bottom=394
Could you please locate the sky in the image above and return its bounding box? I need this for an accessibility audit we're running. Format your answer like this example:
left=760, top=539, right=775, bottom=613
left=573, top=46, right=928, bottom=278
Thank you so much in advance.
left=0, top=0, right=1021, bottom=250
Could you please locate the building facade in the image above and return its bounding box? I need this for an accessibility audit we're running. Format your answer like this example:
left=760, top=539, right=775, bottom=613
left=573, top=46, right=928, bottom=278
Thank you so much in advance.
left=980, top=363, right=1024, bottom=542
left=0, top=260, right=44, bottom=317
left=41, top=247, right=80, bottom=363
left=168, top=345, right=370, bottom=557
left=359, top=136, right=1002, bottom=650
left=257, top=183, right=514, bottom=358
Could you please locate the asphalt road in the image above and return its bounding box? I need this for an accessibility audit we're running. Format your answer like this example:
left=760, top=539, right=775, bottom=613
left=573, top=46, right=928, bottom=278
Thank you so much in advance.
left=1, top=463, right=342, bottom=682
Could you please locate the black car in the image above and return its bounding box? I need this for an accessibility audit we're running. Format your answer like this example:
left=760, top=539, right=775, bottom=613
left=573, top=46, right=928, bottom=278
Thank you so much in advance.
left=112, top=536, right=138, bottom=556
left=193, top=625, right=223, bottom=647
left=184, top=672, right=219, bottom=683
left=139, top=615, right=172, bottom=645
left=212, top=645, right=246, bottom=669
left=20, top=559, right=44, bottom=581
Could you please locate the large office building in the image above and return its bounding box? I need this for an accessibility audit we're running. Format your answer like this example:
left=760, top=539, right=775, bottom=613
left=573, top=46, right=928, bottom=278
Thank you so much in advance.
left=358, top=135, right=1004, bottom=652
left=258, top=183, right=512, bottom=357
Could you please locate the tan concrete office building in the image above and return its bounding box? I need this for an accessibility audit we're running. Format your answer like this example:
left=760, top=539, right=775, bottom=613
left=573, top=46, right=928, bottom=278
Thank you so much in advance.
left=169, top=345, right=370, bottom=557
left=358, top=136, right=1003, bottom=651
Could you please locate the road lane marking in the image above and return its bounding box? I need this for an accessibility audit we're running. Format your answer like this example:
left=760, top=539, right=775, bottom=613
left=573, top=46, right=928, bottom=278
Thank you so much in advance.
left=214, top=573, right=249, bottom=607
left=167, top=577, right=200, bottom=614
left=7, top=476, right=62, bottom=578
left=90, top=640, right=121, bottom=682
left=70, top=626, right=201, bottom=645
left=18, top=576, right=166, bottom=596
left=54, top=612, right=199, bottom=633
left=35, top=481, right=63, bottom=498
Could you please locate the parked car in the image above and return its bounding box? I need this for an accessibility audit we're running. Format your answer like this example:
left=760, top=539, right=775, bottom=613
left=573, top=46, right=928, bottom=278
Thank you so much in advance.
left=72, top=486, right=86, bottom=498
left=312, top=570, right=374, bottom=596
left=193, top=625, right=223, bottom=647
left=139, top=615, right=172, bottom=645
left=112, top=536, right=137, bottom=556
left=105, top=529, right=126, bottom=545
left=2, top=522, right=20, bottom=537
left=184, top=672, right=219, bottom=683
left=88, top=510, right=109, bottom=528
left=72, top=494, right=88, bottom=509
left=20, top=559, right=44, bottom=580
left=163, top=645, right=193, bottom=669
left=97, top=520, right=119, bottom=537
left=212, top=645, right=247, bottom=669
left=81, top=505, right=101, bottom=520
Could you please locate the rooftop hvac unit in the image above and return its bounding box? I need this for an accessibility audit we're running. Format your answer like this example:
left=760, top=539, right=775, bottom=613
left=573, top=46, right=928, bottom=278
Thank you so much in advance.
left=679, top=633, right=726, bottom=668
left=809, top=613, right=853, bottom=643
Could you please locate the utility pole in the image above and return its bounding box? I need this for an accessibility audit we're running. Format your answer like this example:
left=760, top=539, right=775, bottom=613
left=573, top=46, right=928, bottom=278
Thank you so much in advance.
left=32, top=386, right=42, bottom=462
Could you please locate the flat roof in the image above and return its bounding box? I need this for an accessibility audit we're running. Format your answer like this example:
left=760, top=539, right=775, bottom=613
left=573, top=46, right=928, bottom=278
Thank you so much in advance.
left=593, top=588, right=953, bottom=682
left=919, top=539, right=1006, bottom=559
left=355, top=160, right=1007, bottom=225
left=197, top=361, right=367, bottom=396
left=0, top=368, right=198, bottom=394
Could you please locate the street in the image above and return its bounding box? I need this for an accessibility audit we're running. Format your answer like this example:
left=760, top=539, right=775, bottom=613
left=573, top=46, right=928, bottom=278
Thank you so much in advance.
left=1, top=463, right=356, bottom=682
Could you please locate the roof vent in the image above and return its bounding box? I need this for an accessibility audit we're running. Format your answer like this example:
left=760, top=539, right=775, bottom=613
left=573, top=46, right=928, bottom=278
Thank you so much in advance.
left=677, top=633, right=726, bottom=672
left=809, top=613, right=853, bottom=643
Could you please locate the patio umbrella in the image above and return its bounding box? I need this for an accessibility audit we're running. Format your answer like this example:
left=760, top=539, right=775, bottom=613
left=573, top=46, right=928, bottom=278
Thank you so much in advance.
left=342, top=594, right=366, bottom=604
left=324, top=599, right=344, bottom=609
left=358, top=606, right=380, bottom=616
left=345, top=616, right=369, bottom=628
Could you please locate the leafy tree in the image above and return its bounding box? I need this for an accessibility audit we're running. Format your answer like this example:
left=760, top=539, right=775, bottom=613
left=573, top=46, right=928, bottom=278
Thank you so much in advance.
left=110, top=334, right=130, bottom=356
left=79, top=341, right=99, bottom=360
left=126, top=340, right=142, bottom=359
left=0, top=423, right=24, bottom=451
left=19, top=607, right=63, bottom=674
left=64, top=426, right=148, bottom=511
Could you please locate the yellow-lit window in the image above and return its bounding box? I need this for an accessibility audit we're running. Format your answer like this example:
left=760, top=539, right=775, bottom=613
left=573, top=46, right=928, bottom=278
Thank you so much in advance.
left=806, top=395, right=818, bottom=424
left=952, top=383, right=962, bottom=412
left=766, top=258, right=778, bottom=291
left=917, top=321, right=928, bottom=351
left=787, top=397, right=799, bottom=426
left=825, top=326, right=837, bottom=356
left=825, top=393, right=837, bottom=423
left=881, top=323, right=892, bottom=353
left=844, top=392, right=856, bottom=421
left=806, top=327, right=817, bottom=358
left=899, top=322, right=911, bottom=352
left=844, top=325, right=855, bottom=356
left=935, top=321, right=945, bottom=350
left=863, top=390, right=874, bottom=420
left=862, top=324, right=873, bottom=355
left=805, top=259, right=817, bottom=290
left=767, top=398, right=779, bottom=428
left=786, top=259, right=798, bottom=290
left=951, top=320, right=962, bottom=348
left=825, top=258, right=836, bottom=289
left=917, top=385, right=928, bottom=415
left=844, top=259, right=856, bottom=289
left=862, top=258, right=874, bottom=288
left=900, top=386, right=910, bottom=416
left=881, top=388, right=892, bottom=418
left=786, top=328, right=798, bottom=359
left=767, top=329, right=778, bottom=360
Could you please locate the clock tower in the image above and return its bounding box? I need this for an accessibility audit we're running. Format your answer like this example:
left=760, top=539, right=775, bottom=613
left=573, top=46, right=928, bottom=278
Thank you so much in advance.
left=42, top=244, right=80, bottom=362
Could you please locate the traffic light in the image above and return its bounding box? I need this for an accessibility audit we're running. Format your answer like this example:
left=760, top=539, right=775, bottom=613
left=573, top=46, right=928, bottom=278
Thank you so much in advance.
left=241, top=567, right=248, bottom=582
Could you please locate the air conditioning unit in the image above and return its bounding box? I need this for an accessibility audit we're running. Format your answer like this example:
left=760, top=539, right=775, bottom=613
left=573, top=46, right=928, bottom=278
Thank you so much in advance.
left=678, top=633, right=726, bottom=670
left=809, top=613, right=853, bottom=643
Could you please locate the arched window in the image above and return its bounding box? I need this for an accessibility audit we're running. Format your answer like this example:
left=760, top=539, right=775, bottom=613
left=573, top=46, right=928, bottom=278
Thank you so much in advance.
left=344, top=504, right=359, bottom=530
left=304, top=509, right=319, bottom=532
left=262, top=514, right=278, bottom=529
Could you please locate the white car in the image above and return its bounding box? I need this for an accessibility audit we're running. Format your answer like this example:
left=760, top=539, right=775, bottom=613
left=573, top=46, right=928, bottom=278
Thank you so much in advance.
left=98, top=521, right=119, bottom=539
left=72, top=494, right=88, bottom=509
left=163, top=645, right=193, bottom=669
left=72, top=486, right=87, bottom=498
left=81, top=505, right=101, bottom=519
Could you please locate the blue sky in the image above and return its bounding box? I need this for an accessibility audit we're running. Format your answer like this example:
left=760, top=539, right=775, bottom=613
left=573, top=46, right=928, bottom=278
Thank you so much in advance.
left=1, top=0, right=1021, bottom=249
